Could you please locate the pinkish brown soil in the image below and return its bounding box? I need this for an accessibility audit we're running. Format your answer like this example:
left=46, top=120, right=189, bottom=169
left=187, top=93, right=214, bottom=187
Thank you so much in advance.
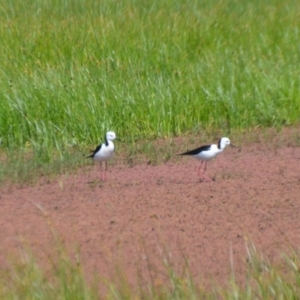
left=1, top=135, right=300, bottom=289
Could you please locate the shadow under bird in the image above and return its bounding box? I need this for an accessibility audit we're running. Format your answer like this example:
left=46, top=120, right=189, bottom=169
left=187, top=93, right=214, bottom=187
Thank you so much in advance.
left=87, top=131, right=117, bottom=181
left=178, top=137, right=237, bottom=182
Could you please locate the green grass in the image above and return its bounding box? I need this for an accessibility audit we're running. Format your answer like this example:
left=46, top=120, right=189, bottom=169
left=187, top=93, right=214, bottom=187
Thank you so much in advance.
left=1, top=0, right=300, bottom=168
left=2, top=241, right=300, bottom=299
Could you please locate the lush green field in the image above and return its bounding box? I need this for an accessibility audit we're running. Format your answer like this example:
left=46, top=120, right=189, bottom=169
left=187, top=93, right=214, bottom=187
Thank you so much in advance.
left=0, top=0, right=300, bottom=162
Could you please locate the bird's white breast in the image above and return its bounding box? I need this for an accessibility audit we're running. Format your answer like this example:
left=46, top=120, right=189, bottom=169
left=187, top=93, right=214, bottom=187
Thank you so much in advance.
left=94, top=141, right=115, bottom=162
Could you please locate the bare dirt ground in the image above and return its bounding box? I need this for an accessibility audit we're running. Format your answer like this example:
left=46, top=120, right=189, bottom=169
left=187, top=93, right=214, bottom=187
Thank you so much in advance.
left=1, top=130, right=300, bottom=289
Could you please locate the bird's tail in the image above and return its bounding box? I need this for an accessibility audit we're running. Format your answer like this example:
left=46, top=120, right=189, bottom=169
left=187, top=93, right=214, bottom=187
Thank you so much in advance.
left=177, top=152, right=192, bottom=156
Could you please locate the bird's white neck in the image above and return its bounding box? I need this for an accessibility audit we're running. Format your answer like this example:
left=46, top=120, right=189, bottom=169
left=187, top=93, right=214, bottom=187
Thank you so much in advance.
left=106, top=140, right=115, bottom=149
left=212, top=144, right=224, bottom=155
left=218, top=139, right=228, bottom=151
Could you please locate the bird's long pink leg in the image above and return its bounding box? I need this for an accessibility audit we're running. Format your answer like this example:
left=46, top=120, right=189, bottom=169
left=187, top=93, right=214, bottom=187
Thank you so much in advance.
left=103, top=162, right=107, bottom=181
left=100, top=162, right=105, bottom=181
left=100, top=162, right=104, bottom=181
left=197, top=161, right=204, bottom=175
left=198, top=161, right=213, bottom=182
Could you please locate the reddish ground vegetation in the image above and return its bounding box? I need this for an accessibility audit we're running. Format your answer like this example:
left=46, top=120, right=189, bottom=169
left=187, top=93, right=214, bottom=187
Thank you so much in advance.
left=1, top=132, right=300, bottom=288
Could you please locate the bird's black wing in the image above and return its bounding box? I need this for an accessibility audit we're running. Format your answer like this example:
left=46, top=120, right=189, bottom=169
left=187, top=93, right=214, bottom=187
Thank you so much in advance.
left=179, top=144, right=211, bottom=156
left=86, top=144, right=102, bottom=158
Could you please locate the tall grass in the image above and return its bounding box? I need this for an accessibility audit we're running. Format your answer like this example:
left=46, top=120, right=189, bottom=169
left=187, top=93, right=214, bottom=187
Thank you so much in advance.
left=0, top=0, right=300, bottom=162
left=1, top=242, right=300, bottom=299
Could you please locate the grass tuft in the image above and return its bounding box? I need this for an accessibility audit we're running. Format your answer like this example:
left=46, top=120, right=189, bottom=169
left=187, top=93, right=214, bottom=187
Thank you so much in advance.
left=2, top=241, right=300, bottom=299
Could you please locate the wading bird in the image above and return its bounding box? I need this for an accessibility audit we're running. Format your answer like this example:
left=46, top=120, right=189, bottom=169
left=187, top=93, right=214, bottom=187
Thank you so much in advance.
left=178, top=137, right=236, bottom=182
left=87, top=131, right=117, bottom=181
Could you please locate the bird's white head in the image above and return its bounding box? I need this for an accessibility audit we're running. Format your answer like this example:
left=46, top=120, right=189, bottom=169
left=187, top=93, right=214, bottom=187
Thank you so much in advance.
left=218, top=137, right=231, bottom=150
left=106, top=131, right=117, bottom=141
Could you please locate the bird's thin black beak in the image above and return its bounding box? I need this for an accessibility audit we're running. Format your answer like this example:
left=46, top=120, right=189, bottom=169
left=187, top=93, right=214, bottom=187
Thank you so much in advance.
left=116, top=138, right=124, bottom=142
left=230, top=144, right=238, bottom=148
